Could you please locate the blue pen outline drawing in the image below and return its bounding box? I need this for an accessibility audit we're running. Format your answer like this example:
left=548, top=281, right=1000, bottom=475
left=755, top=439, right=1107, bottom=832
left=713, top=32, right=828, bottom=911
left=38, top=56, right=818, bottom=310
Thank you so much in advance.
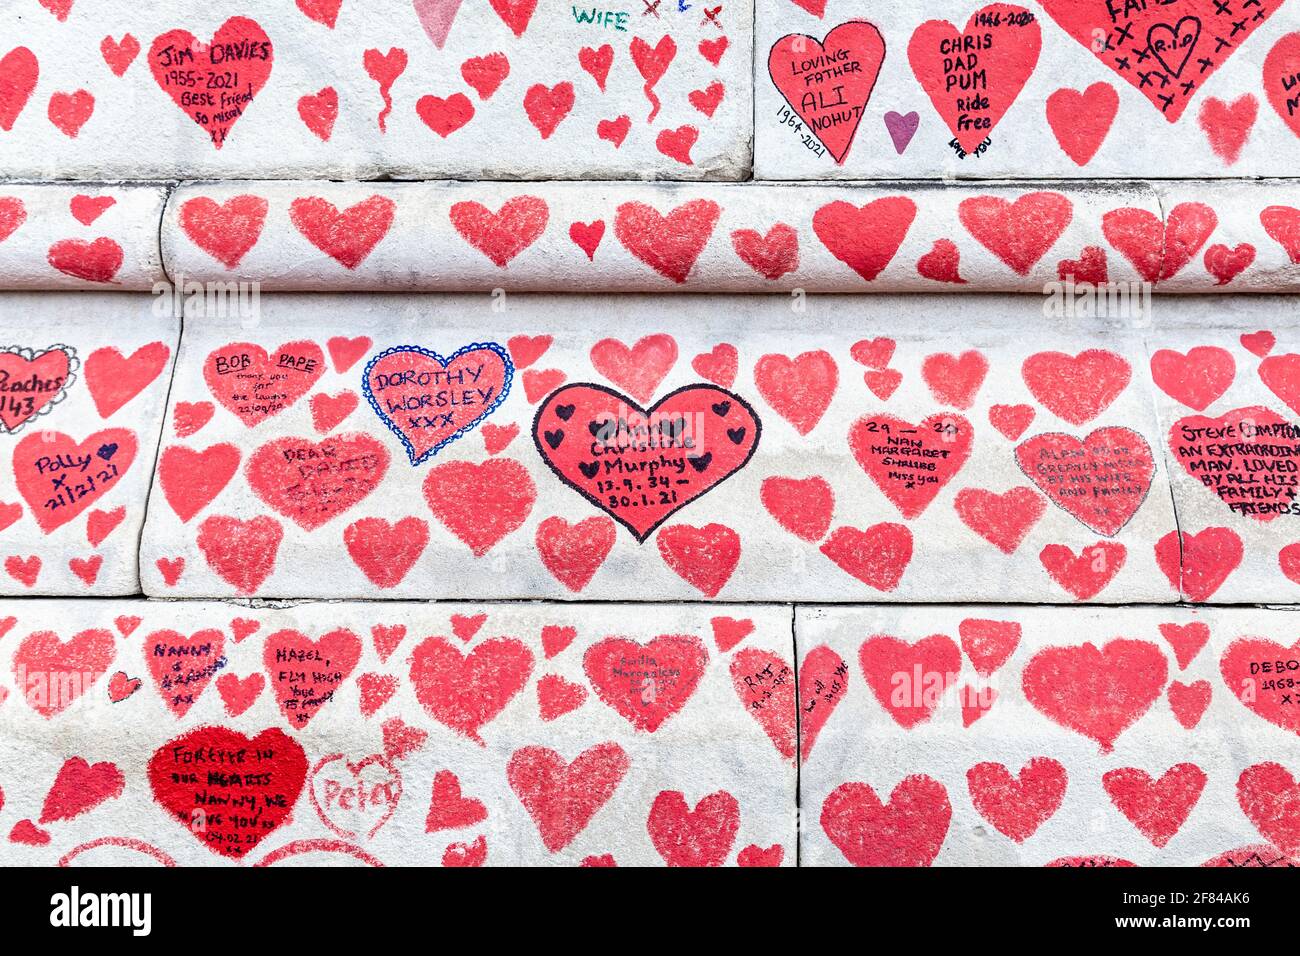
left=362, top=342, right=514, bottom=466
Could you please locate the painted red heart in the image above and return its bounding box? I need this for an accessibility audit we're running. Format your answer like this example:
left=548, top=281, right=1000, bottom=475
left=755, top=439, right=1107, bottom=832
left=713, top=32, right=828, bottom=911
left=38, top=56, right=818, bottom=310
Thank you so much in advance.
left=988, top=403, right=1034, bottom=440
left=508, top=742, right=629, bottom=852
left=1103, top=763, right=1206, bottom=848
left=821, top=776, right=951, bottom=866
left=196, top=514, right=283, bottom=593
left=1150, top=346, right=1235, bottom=411
left=537, top=673, right=587, bottom=721
left=1168, top=406, right=1300, bottom=523
left=363, top=343, right=512, bottom=464
left=490, top=0, right=538, bottom=37
left=541, top=625, right=577, bottom=659
left=47, top=238, right=123, bottom=283
left=12, top=629, right=114, bottom=717
left=655, top=124, right=698, bottom=165
left=1265, top=32, right=1300, bottom=140
left=70, top=194, right=115, bottom=226
left=203, top=340, right=324, bottom=427
left=1022, top=639, right=1166, bottom=751
left=692, top=343, right=737, bottom=388
left=107, top=670, right=140, bottom=702
left=569, top=220, right=604, bottom=260
left=534, top=383, right=758, bottom=542
left=0, top=347, right=72, bottom=432
left=411, top=636, right=533, bottom=743
left=13, top=428, right=137, bottom=533
left=761, top=476, right=834, bottom=542
left=1046, top=82, right=1118, bottom=166
left=422, top=458, right=535, bottom=556
left=768, top=21, right=886, bottom=163
left=1242, top=329, right=1279, bottom=357
left=145, top=628, right=225, bottom=718
left=596, top=115, right=630, bottom=147
left=614, top=200, right=720, bottom=284
left=84, top=343, right=169, bottom=419
left=799, top=644, right=849, bottom=762
left=1220, top=637, right=1300, bottom=736
left=730, top=648, right=795, bottom=760
left=921, top=351, right=987, bottom=410
left=755, top=350, right=837, bottom=436
left=1104, top=203, right=1216, bottom=283
left=290, top=196, right=394, bottom=269
left=908, top=3, right=1041, bottom=153
left=523, top=81, right=573, bottom=139
left=585, top=634, right=707, bottom=732
left=246, top=433, right=388, bottom=531
left=1237, top=762, right=1300, bottom=856
left=1021, top=349, right=1130, bottom=425
left=149, top=726, right=307, bottom=858
left=589, top=334, right=677, bottom=403
left=1015, top=428, right=1154, bottom=536
left=1168, top=679, right=1211, bottom=729
left=101, top=34, right=140, bottom=77
left=731, top=225, right=799, bottom=281
left=40, top=757, right=125, bottom=823
left=450, top=196, right=548, bottom=266
left=1200, top=94, right=1257, bottom=165
left=710, top=617, right=752, bottom=654
left=916, top=238, right=965, bottom=284
left=819, top=523, right=912, bottom=591
left=967, top=757, right=1067, bottom=843
left=959, top=192, right=1071, bottom=276
left=425, top=770, right=488, bottom=832
left=158, top=443, right=239, bottom=523
left=328, top=336, right=372, bottom=374
left=263, top=628, right=361, bottom=729
left=812, top=197, right=916, bottom=282
left=953, top=486, right=1044, bottom=554
left=577, top=43, right=611, bottom=90
left=859, top=634, right=961, bottom=729
left=657, top=522, right=741, bottom=597
left=1204, top=242, right=1255, bottom=285
left=849, top=413, right=973, bottom=519
left=864, top=369, right=902, bottom=401
left=179, top=195, right=268, bottom=269
left=0, top=196, right=27, bottom=245
left=48, top=89, right=93, bottom=137
left=309, top=390, right=356, bottom=434
left=216, top=672, right=263, bottom=717
left=344, top=516, right=428, bottom=589
left=1039, top=541, right=1125, bottom=599
left=1259, top=352, right=1300, bottom=417
left=1057, top=245, right=1109, bottom=284
left=688, top=81, right=724, bottom=118
left=148, top=17, right=274, bottom=148
left=647, top=790, right=739, bottom=867
left=1158, top=621, right=1210, bottom=671
left=298, top=86, right=337, bottom=141
left=1154, top=527, right=1242, bottom=602
left=959, top=618, right=1021, bottom=677
left=0, top=47, right=39, bottom=132
left=1038, top=0, right=1286, bottom=122
left=535, top=515, right=615, bottom=592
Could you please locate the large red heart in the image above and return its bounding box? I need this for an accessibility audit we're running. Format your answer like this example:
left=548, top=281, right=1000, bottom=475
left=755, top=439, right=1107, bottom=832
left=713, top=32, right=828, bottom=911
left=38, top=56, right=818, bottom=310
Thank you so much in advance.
left=0, top=47, right=38, bottom=132
left=812, top=197, right=916, bottom=282
left=821, top=776, right=951, bottom=866
left=647, top=790, right=739, bottom=867
left=262, top=628, right=362, bottom=729
left=449, top=197, right=548, bottom=267
left=849, top=413, right=973, bottom=519
left=1168, top=406, right=1300, bottom=522
left=0, top=346, right=74, bottom=432
left=1015, top=428, right=1154, bottom=536
left=84, top=343, right=169, bottom=419
left=148, top=726, right=307, bottom=859
left=1038, top=0, right=1286, bottom=122
left=613, top=200, right=720, bottom=284
left=1219, top=638, right=1300, bottom=736
left=179, top=195, right=268, bottom=269
left=584, top=634, right=708, bottom=732
left=148, top=17, right=274, bottom=149
left=309, top=752, right=402, bottom=842
left=730, top=648, right=795, bottom=760
left=12, top=629, right=115, bottom=718
left=197, top=514, right=282, bottom=593
left=533, top=383, right=760, bottom=542
left=364, top=343, right=512, bottom=464
left=1022, top=639, right=1167, bottom=751
left=859, top=634, right=962, bottom=729
left=1237, top=762, right=1300, bottom=856
left=289, top=196, right=395, bottom=269
left=145, top=628, right=225, bottom=718
left=204, top=340, right=325, bottom=427
left=507, top=742, right=629, bottom=852
left=409, top=636, right=533, bottom=743
left=13, top=428, right=137, bottom=533
left=1265, top=33, right=1300, bottom=139
left=1149, top=346, right=1235, bottom=411
left=40, top=757, right=125, bottom=824
left=1103, top=763, right=1206, bottom=848
left=421, top=458, right=536, bottom=556
left=958, top=192, right=1072, bottom=276
left=767, top=21, right=886, bottom=164
left=158, top=443, right=240, bottom=523
left=907, top=3, right=1041, bottom=154
left=967, top=757, right=1067, bottom=843
left=246, top=433, right=389, bottom=531
left=753, top=350, right=837, bottom=436
left=1021, top=349, right=1131, bottom=425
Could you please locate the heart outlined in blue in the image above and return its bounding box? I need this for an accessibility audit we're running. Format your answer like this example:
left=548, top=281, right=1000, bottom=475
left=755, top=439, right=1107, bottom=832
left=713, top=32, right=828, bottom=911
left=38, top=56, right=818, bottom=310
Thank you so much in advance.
left=362, top=342, right=514, bottom=466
